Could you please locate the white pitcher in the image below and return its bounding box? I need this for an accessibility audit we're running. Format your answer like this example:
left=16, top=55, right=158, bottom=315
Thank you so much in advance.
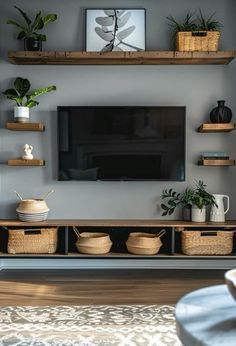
left=210, top=194, right=230, bottom=222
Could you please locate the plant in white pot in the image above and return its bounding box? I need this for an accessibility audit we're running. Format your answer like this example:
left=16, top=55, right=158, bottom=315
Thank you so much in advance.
left=2, top=77, right=56, bottom=123
left=191, top=180, right=216, bottom=222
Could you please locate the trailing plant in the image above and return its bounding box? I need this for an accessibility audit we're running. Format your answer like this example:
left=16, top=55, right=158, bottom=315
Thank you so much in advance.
left=161, top=188, right=194, bottom=216
left=2, top=77, right=56, bottom=108
left=167, top=10, right=223, bottom=33
left=161, top=180, right=216, bottom=215
left=7, top=6, right=57, bottom=41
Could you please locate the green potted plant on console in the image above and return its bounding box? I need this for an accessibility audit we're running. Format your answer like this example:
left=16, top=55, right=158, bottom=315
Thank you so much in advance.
left=167, top=10, right=222, bottom=52
left=2, top=77, right=56, bottom=123
left=7, top=6, right=57, bottom=51
left=161, top=180, right=216, bottom=222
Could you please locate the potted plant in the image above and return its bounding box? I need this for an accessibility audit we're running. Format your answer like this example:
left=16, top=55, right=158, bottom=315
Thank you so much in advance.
left=167, top=10, right=223, bottom=52
left=191, top=180, right=216, bottom=222
left=7, top=6, right=57, bottom=51
left=161, top=180, right=216, bottom=222
left=161, top=188, right=194, bottom=220
left=2, top=77, right=56, bottom=123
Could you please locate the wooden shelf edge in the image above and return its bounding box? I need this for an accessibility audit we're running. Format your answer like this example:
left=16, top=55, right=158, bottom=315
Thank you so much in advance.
left=198, top=123, right=236, bottom=133
left=198, top=159, right=235, bottom=166
left=7, top=159, right=45, bottom=166
left=8, top=50, right=236, bottom=65
left=6, top=122, right=45, bottom=132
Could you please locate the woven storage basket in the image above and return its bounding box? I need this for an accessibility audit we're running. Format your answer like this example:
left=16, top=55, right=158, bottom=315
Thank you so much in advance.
left=176, top=31, right=220, bottom=51
left=73, top=227, right=112, bottom=255
left=126, top=230, right=165, bottom=255
left=7, top=228, right=58, bottom=254
left=181, top=230, right=234, bottom=255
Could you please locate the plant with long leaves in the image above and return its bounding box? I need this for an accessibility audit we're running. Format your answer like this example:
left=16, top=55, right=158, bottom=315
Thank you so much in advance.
left=166, top=12, right=197, bottom=33
left=7, top=6, right=57, bottom=41
left=95, top=9, right=144, bottom=52
left=197, top=9, right=223, bottom=31
left=2, top=77, right=56, bottom=108
left=161, top=188, right=195, bottom=216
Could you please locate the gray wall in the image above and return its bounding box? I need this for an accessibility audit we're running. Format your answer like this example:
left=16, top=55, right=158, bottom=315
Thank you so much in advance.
left=0, top=0, right=235, bottom=219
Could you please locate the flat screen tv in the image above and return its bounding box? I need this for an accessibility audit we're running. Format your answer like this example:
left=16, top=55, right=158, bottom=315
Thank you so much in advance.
left=58, top=106, right=186, bottom=181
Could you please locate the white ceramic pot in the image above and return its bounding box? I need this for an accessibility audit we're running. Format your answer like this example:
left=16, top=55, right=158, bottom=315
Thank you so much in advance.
left=14, top=106, right=29, bottom=123
left=191, top=205, right=206, bottom=222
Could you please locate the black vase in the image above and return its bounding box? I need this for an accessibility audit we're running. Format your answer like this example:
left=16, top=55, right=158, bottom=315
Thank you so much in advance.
left=210, top=100, right=233, bottom=123
left=24, top=38, right=42, bottom=51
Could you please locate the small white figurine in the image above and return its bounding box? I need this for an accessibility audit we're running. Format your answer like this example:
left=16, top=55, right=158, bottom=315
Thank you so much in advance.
left=22, top=144, right=34, bottom=160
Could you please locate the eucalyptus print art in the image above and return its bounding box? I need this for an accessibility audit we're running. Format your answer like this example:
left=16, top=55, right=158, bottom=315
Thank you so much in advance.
left=86, top=9, right=146, bottom=52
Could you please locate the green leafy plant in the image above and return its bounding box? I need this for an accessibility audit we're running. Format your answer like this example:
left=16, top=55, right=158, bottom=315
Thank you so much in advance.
left=2, top=77, right=56, bottom=108
left=161, top=180, right=216, bottom=216
left=197, top=9, right=223, bottom=31
left=161, top=188, right=195, bottom=216
left=167, top=10, right=223, bottom=33
left=192, top=180, right=217, bottom=210
left=166, top=12, right=197, bottom=33
left=7, top=6, right=57, bottom=41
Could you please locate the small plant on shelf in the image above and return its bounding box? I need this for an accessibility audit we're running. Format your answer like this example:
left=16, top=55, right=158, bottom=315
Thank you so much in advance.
left=7, top=6, right=57, bottom=51
left=166, top=9, right=223, bottom=52
left=2, top=77, right=56, bottom=123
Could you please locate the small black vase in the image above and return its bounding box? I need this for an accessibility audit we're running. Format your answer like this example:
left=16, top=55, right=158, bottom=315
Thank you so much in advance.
left=210, top=100, right=233, bottom=123
left=24, top=38, right=42, bottom=51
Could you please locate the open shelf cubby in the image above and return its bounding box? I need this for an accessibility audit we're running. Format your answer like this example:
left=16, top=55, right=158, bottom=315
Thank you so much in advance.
left=8, top=51, right=236, bottom=65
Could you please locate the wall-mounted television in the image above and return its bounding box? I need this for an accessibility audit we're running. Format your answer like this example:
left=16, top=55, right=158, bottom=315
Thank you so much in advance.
left=58, top=106, right=186, bottom=181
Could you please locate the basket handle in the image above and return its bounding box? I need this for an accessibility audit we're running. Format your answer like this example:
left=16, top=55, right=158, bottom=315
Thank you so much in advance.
left=14, top=190, right=23, bottom=201
left=156, top=229, right=166, bottom=238
left=73, top=226, right=80, bottom=238
left=200, top=231, right=218, bottom=236
left=24, top=230, right=42, bottom=235
left=192, top=32, right=207, bottom=37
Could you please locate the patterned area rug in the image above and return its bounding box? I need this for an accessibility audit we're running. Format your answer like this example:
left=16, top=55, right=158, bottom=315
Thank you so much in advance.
left=0, top=305, right=181, bottom=346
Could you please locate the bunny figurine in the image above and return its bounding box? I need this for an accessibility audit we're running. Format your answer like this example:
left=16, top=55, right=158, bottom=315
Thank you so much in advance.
left=22, top=144, right=34, bottom=160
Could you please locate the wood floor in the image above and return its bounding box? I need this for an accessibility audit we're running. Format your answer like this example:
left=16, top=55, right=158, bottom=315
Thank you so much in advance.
left=0, top=269, right=225, bottom=306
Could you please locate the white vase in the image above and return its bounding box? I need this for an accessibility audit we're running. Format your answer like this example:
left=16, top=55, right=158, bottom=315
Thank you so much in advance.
left=191, top=205, right=206, bottom=222
left=14, top=106, right=29, bottom=123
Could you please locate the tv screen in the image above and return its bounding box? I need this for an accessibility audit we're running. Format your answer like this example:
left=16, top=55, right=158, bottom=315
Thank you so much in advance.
left=58, top=106, right=185, bottom=181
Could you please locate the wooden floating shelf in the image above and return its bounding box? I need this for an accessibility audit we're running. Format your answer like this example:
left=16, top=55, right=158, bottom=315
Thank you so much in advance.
left=198, top=123, right=236, bottom=133
left=198, top=159, right=235, bottom=166
left=8, top=51, right=236, bottom=65
left=6, top=122, right=45, bottom=132
left=7, top=159, right=45, bottom=166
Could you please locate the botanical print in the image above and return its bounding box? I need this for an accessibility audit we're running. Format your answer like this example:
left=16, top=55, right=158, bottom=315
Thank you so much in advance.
left=86, top=9, right=146, bottom=52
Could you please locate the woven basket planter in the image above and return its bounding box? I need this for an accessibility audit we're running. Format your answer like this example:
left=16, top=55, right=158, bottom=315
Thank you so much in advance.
left=176, top=31, right=220, bottom=51
left=126, top=230, right=165, bottom=255
left=181, top=230, right=234, bottom=255
left=73, top=227, right=112, bottom=255
left=8, top=228, right=58, bottom=254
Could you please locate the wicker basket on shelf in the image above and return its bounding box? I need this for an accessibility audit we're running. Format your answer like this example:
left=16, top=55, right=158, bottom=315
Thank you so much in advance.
left=7, top=227, right=58, bottom=254
left=176, top=31, right=220, bottom=51
left=73, top=227, right=112, bottom=255
left=181, top=230, right=234, bottom=255
left=126, top=230, right=166, bottom=255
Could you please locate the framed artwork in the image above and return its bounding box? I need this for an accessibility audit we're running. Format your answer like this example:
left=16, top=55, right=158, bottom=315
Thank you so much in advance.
left=85, top=8, right=146, bottom=52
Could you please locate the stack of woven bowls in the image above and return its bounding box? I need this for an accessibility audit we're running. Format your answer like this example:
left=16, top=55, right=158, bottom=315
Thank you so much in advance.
left=16, top=199, right=49, bottom=222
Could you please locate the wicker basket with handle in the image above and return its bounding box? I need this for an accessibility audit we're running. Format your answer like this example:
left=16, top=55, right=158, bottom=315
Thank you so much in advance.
left=7, top=228, right=58, bottom=254
left=176, top=31, right=220, bottom=51
left=73, top=227, right=112, bottom=255
left=181, top=230, right=234, bottom=255
left=126, top=230, right=166, bottom=255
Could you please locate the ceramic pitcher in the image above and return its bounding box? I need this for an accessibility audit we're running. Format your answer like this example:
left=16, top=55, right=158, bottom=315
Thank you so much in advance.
left=210, top=194, right=230, bottom=222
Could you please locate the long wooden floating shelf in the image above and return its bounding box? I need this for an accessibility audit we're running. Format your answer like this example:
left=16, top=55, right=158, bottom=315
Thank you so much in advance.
left=198, top=123, right=236, bottom=133
left=8, top=51, right=236, bottom=65
left=6, top=122, right=45, bottom=132
left=1, top=219, right=236, bottom=227
left=7, top=159, right=45, bottom=166
left=199, top=159, right=235, bottom=166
